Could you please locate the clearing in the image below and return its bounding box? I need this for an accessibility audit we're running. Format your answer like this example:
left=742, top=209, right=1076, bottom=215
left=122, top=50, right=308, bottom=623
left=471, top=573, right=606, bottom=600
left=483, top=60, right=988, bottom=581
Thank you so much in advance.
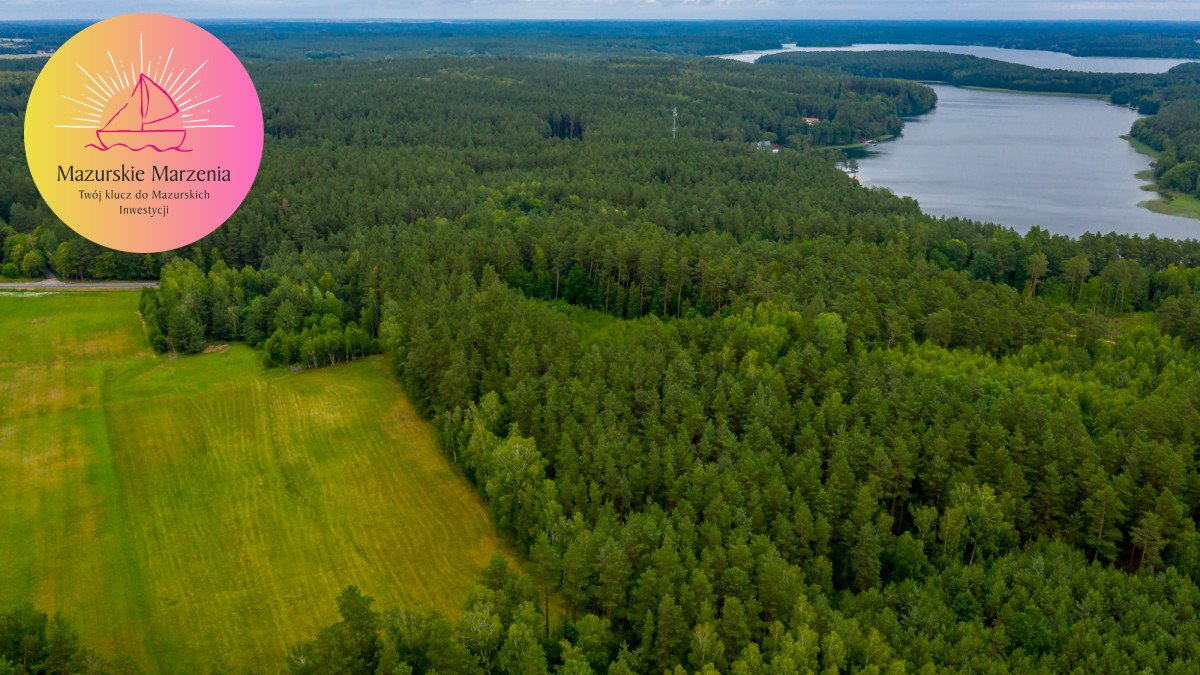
left=0, top=291, right=510, bottom=672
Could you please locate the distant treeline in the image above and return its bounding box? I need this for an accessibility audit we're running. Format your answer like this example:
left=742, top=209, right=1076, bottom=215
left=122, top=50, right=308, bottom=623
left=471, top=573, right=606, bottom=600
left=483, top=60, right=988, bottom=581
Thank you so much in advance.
left=758, top=50, right=1198, bottom=112
left=4, top=20, right=1200, bottom=60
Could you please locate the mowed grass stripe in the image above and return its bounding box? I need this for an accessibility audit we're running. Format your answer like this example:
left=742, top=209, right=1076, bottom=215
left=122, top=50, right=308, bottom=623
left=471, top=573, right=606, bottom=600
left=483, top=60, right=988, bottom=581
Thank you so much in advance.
left=0, top=293, right=513, bottom=672
left=0, top=294, right=161, bottom=666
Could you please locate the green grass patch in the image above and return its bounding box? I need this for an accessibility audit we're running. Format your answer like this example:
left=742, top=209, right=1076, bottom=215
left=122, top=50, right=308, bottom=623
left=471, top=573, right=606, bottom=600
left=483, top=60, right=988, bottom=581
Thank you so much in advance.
left=1124, top=134, right=1161, bottom=159
left=1140, top=192, right=1200, bottom=220
left=1122, top=136, right=1200, bottom=221
left=1106, top=311, right=1158, bottom=336
left=0, top=292, right=513, bottom=672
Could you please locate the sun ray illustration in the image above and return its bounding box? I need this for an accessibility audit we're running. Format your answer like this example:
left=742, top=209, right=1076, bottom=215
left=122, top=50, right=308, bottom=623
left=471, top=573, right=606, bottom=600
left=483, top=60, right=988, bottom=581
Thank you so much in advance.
left=61, top=95, right=103, bottom=112
left=107, top=51, right=125, bottom=89
left=170, top=59, right=206, bottom=98
left=81, top=84, right=108, bottom=103
left=165, top=67, right=186, bottom=94
left=155, top=47, right=174, bottom=83
left=104, top=71, right=120, bottom=95
left=175, top=79, right=202, bottom=102
left=76, top=64, right=112, bottom=98
left=56, top=42, right=234, bottom=141
left=180, top=95, right=219, bottom=112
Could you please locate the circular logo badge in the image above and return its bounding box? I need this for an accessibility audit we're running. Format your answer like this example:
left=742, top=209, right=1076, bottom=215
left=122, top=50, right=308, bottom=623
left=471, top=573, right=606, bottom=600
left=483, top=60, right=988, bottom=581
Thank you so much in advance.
left=24, top=14, right=263, bottom=253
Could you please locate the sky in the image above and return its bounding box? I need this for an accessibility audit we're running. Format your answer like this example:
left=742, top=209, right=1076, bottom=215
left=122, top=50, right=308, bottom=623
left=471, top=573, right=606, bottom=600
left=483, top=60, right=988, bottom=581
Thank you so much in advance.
left=3, top=0, right=1200, bottom=21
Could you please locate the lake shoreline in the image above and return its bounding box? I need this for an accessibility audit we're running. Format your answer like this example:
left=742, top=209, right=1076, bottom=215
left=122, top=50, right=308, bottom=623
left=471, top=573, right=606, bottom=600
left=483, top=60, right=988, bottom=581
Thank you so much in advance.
left=959, top=85, right=1110, bottom=101
left=820, top=134, right=894, bottom=150
left=848, top=84, right=1196, bottom=238
left=1126, top=136, right=1200, bottom=221
left=725, top=44, right=1199, bottom=236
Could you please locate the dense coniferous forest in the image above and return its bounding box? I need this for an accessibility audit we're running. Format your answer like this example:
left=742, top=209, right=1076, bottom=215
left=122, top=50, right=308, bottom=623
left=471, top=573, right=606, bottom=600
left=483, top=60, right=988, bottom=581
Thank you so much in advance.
left=132, top=58, right=1200, bottom=672
left=4, top=23, right=1200, bottom=674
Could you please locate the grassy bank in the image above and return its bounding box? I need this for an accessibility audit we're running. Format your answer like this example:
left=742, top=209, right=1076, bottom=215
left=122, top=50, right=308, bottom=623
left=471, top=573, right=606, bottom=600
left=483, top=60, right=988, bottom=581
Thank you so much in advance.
left=1126, top=134, right=1161, bottom=159
left=0, top=292, right=512, bottom=671
left=1141, top=192, right=1200, bottom=220
left=1126, top=136, right=1200, bottom=221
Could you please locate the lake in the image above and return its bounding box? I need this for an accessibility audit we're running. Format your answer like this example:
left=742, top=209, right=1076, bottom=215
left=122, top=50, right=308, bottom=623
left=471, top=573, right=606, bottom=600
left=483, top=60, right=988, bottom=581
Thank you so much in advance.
left=720, top=43, right=1193, bottom=73
left=720, top=45, right=1200, bottom=238
left=850, top=85, right=1197, bottom=239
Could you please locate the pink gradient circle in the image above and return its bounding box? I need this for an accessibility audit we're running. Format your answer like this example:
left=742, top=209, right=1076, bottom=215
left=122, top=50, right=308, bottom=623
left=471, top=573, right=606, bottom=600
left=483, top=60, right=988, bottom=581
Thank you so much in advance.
left=25, top=14, right=263, bottom=253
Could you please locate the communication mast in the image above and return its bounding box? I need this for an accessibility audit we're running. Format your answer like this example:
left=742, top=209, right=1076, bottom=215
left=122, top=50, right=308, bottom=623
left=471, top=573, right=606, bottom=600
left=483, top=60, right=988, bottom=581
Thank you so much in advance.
left=672, top=107, right=677, bottom=140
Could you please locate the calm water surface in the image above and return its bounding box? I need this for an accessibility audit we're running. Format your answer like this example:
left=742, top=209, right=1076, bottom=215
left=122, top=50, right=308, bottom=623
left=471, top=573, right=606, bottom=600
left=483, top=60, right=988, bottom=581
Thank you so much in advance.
left=720, top=45, right=1199, bottom=238
left=850, top=85, right=1197, bottom=239
left=720, top=43, right=1193, bottom=73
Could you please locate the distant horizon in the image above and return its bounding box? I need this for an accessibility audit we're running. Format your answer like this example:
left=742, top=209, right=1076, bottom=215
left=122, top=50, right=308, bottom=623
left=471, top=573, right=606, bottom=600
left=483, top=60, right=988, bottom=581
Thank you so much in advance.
left=4, top=17, right=1200, bottom=24
left=4, top=0, right=1200, bottom=22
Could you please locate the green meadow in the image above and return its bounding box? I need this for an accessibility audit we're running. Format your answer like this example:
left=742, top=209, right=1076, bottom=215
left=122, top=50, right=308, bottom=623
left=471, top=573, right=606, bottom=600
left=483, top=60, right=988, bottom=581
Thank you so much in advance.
left=0, top=291, right=510, bottom=672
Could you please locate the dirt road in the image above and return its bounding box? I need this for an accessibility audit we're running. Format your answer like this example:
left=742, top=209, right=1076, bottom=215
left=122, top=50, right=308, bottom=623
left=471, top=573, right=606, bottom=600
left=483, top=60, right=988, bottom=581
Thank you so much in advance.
left=0, top=272, right=157, bottom=291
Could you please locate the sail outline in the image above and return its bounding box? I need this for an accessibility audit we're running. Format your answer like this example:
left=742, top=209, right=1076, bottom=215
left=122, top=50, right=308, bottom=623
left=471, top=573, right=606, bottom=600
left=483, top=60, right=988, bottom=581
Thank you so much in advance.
left=101, top=74, right=182, bottom=132
left=95, top=73, right=187, bottom=151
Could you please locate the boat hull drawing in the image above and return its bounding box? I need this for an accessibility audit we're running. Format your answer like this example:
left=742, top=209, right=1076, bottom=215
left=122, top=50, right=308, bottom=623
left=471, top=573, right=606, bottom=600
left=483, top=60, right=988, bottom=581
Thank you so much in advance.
left=95, top=130, right=187, bottom=151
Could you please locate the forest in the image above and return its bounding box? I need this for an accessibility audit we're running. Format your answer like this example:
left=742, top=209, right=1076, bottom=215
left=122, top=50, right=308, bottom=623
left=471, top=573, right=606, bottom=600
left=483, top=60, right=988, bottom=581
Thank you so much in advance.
left=760, top=50, right=1200, bottom=200
left=4, top=23, right=1200, bottom=674
left=185, top=20, right=1200, bottom=61
left=129, top=58, right=1200, bottom=672
left=5, top=20, right=1200, bottom=60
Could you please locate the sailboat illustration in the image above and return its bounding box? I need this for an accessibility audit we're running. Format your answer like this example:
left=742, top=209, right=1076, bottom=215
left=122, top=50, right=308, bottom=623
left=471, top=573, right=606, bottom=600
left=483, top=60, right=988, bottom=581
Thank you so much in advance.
left=94, top=73, right=188, bottom=151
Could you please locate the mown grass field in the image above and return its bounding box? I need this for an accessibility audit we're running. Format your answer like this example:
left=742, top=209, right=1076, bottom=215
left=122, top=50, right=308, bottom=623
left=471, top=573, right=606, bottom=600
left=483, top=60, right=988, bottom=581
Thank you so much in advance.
left=0, top=291, right=510, bottom=672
